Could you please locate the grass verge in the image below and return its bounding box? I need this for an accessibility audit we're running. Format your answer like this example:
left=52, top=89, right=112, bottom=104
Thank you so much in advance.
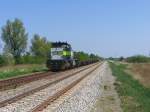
left=0, top=64, right=48, bottom=79
left=109, top=62, right=150, bottom=112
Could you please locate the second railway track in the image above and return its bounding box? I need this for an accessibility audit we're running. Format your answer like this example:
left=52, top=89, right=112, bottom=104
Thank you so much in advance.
left=0, top=71, right=55, bottom=91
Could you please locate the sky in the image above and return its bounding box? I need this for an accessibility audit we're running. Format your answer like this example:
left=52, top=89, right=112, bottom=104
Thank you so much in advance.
left=0, top=0, right=150, bottom=57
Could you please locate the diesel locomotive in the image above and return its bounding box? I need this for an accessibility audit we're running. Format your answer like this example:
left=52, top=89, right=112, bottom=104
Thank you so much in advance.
left=46, top=42, right=100, bottom=71
left=46, top=42, right=76, bottom=71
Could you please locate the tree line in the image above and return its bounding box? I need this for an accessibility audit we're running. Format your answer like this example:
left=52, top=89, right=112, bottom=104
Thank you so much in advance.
left=0, top=18, right=100, bottom=66
left=108, top=55, right=150, bottom=63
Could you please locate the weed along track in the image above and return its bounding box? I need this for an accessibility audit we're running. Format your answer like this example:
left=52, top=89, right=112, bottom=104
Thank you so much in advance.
left=0, top=62, right=101, bottom=111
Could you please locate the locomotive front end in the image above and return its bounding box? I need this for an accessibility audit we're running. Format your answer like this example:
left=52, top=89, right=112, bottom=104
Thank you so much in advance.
left=46, top=42, right=76, bottom=71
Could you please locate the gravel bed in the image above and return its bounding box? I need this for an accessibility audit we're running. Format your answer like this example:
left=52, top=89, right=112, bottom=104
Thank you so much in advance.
left=0, top=64, right=98, bottom=112
left=91, top=64, right=122, bottom=112
left=43, top=62, right=106, bottom=112
left=0, top=64, right=91, bottom=103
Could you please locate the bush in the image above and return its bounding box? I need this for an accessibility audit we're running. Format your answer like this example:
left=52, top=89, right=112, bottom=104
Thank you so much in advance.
left=3, top=53, right=15, bottom=65
left=74, top=52, right=100, bottom=61
left=126, top=55, right=150, bottom=63
left=19, top=55, right=47, bottom=64
left=0, top=55, right=5, bottom=66
left=0, top=53, right=47, bottom=66
left=0, top=53, right=15, bottom=66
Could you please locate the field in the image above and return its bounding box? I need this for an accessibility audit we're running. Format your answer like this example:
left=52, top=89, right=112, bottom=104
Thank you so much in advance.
left=0, top=64, right=48, bottom=80
left=109, top=62, right=150, bottom=112
left=127, top=63, right=150, bottom=88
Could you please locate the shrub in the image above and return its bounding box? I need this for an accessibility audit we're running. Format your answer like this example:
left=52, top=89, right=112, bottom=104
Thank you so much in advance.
left=74, top=51, right=100, bottom=61
left=20, top=55, right=47, bottom=64
left=126, top=55, right=150, bottom=63
left=3, top=53, right=15, bottom=65
left=0, top=55, right=5, bottom=66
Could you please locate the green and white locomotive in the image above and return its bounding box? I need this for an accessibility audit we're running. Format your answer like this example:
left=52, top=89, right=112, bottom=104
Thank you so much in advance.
left=46, top=42, right=76, bottom=71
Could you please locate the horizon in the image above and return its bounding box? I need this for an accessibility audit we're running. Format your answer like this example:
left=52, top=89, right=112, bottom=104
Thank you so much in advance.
left=0, top=0, right=150, bottom=58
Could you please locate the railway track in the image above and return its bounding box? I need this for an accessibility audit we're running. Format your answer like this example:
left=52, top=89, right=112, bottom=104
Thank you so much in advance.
left=31, top=63, right=101, bottom=112
left=0, top=62, right=100, bottom=109
left=0, top=71, right=55, bottom=91
left=0, top=63, right=96, bottom=91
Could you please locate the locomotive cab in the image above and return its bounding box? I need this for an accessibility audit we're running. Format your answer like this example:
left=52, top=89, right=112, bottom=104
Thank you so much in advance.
left=46, top=42, right=76, bottom=71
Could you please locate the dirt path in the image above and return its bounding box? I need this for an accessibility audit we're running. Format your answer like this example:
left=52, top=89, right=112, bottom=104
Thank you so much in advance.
left=91, top=62, right=122, bottom=112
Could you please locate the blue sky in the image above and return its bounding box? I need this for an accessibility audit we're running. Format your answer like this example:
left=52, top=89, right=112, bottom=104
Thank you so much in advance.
left=0, top=0, right=150, bottom=57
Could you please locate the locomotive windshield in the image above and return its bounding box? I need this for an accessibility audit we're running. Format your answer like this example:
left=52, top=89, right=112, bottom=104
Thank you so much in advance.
left=51, top=51, right=63, bottom=55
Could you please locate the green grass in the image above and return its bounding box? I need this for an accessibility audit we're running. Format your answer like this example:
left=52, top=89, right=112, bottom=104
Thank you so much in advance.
left=0, top=65, right=48, bottom=79
left=109, top=62, right=150, bottom=112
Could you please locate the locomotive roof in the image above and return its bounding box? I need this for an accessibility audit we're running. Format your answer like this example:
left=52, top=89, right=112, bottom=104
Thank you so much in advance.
left=52, top=42, right=71, bottom=48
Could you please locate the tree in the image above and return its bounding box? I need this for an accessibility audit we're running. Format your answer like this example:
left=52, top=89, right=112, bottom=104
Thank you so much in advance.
left=74, top=51, right=90, bottom=61
left=89, top=53, right=101, bottom=60
left=119, top=56, right=124, bottom=61
left=30, top=34, right=51, bottom=61
left=1, top=18, right=28, bottom=64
